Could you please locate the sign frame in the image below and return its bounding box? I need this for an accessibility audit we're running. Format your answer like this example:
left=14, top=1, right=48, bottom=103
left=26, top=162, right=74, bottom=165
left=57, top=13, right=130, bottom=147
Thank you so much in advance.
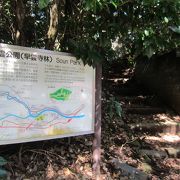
left=0, top=43, right=96, bottom=145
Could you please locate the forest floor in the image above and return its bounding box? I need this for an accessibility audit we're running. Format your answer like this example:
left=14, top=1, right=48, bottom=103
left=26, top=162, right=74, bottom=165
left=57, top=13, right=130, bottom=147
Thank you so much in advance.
left=0, top=66, right=180, bottom=180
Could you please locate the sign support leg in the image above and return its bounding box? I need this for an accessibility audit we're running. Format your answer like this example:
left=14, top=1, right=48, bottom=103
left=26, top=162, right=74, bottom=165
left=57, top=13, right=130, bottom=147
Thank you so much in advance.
left=93, top=64, right=102, bottom=179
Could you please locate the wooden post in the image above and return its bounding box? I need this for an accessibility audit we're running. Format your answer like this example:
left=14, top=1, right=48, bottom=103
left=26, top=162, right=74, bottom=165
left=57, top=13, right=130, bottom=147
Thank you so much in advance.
left=93, top=64, right=102, bottom=179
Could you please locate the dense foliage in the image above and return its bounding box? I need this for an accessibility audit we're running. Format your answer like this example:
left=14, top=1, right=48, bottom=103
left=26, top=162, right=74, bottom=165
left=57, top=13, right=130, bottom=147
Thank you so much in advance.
left=0, top=0, right=179, bottom=65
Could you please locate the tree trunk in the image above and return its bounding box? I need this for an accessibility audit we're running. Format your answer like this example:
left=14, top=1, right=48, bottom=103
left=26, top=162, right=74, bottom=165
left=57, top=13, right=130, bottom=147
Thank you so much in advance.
left=14, top=0, right=26, bottom=46
left=45, top=0, right=60, bottom=50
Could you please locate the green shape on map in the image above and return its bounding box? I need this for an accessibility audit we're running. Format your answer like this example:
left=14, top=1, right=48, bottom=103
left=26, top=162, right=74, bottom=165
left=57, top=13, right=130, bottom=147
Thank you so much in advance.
left=50, top=88, right=72, bottom=101
left=36, top=115, right=45, bottom=121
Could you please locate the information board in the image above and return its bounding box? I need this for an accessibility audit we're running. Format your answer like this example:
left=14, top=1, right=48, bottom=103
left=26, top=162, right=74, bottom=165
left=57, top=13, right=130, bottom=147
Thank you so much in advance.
left=0, top=43, right=95, bottom=145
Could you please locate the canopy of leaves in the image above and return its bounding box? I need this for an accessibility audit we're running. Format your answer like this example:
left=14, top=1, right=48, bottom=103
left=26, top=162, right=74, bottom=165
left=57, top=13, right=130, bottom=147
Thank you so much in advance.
left=0, top=0, right=179, bottom=65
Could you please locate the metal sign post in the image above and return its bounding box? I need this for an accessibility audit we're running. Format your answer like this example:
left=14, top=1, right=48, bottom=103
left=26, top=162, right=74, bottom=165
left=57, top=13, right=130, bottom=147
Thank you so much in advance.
left=93, top=64, right=102, bottom=179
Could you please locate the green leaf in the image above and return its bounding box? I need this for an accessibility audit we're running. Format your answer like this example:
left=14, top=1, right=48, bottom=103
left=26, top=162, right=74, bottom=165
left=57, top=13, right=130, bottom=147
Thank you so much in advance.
left=169, top=26, right=180, bottom=34
left=164, top=17, right=169, bottom=23
left=111, top=0, right=118, bottom=9
left=114, top=101, right=122, bottom=117
left=144, top=46, right=154, bottom=58
left=144, top=30, right=149, bottom=37
left=38, top=0, right=50, bottom=9
left=0, top=157, right=7, bottom=166
left=83, top=0, right=96, bottom=11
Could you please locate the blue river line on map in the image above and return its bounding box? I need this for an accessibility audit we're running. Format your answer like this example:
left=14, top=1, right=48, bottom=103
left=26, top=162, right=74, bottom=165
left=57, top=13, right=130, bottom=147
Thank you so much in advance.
left=0, top=92, right=85, bottom=121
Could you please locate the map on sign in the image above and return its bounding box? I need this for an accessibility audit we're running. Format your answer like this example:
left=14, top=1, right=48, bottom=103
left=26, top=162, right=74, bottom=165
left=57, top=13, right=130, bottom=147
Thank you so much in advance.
left=0, top=43, right=95, bottom=145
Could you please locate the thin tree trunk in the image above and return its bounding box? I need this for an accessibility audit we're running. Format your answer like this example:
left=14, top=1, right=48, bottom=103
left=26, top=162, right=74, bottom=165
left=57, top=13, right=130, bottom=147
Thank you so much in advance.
left=14, top=0, right=26, bottom=46
left=45, top=0, right=60, bottom=50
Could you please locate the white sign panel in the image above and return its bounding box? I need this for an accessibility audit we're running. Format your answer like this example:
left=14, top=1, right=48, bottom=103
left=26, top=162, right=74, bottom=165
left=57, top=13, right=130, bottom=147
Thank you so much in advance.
left=0, top=43, right=95, bottom=145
